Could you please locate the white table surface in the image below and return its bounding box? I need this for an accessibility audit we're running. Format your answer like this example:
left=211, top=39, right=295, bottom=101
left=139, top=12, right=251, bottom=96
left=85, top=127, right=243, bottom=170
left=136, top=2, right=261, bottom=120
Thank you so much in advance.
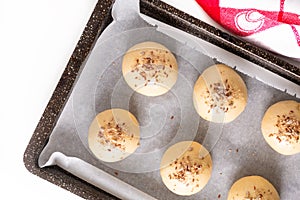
left=0, top=0, right=221, bottom=199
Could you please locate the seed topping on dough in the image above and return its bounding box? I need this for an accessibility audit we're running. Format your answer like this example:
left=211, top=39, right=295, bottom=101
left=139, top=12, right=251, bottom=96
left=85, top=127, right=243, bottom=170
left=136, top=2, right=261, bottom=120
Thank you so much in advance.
left=242, top=187, right=275, bottom=200
left=268, top=110, right=300, bottom=144
left=97, top=119, right=136, bottom=151
left=131, top=49, right=174, bottom=87
left=167, top=154, right=210, bottom=191
left=204, top=79, right=238, bottom=114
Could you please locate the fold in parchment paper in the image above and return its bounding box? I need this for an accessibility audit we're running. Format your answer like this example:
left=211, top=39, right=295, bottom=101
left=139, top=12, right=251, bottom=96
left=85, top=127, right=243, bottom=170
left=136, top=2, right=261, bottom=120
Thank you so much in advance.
left=39, top=0, right=300, bottom=199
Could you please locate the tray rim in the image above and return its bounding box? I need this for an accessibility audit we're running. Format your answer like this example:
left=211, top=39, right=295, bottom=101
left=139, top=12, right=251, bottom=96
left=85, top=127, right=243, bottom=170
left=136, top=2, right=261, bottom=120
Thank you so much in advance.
left=23, top=0, right=300, bottom=200
left=23, top=0, right=118, bottom=199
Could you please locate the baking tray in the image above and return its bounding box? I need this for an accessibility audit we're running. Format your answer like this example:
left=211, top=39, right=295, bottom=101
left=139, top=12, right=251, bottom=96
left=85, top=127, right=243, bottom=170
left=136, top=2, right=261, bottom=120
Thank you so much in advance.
left=23, top=0, right=300, bottom=200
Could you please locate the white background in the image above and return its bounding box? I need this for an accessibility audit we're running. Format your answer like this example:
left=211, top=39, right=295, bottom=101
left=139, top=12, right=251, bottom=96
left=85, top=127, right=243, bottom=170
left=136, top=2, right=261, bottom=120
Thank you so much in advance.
left=0, top=0, right=218, bottom=199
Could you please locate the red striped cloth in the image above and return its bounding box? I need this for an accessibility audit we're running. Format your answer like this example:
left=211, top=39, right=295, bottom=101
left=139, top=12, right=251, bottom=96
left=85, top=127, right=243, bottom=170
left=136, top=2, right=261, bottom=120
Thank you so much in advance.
left=195, top=0, right=300, bottom=60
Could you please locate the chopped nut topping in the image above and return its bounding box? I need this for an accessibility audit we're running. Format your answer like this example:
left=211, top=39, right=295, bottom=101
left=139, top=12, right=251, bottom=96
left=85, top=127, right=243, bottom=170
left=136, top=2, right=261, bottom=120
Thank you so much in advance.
left=188, top=147, right=193, bottom=151
left=243, top=187, right=275, bottom=200
left=204, top=80, right=239, bottom=114
left=97, top=119, right=133, bottom=151
left=130, top=49, right=173, bottom=86
left=268, top=110, right=300, bottom=144
left=168, top=155, right=209, bottom=190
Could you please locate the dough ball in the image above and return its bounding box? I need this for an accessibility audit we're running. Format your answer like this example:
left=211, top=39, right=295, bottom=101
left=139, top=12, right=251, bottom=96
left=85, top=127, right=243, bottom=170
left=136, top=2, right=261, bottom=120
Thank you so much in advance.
left=227, top=176, right=280, bottom=200
left=193, top=64, right=247, bottom=123
left=88, top=109, right=140, bottom=162
left=160, top=141, right=212, bottom=196
left=261, top=100, right=300, bottom=155
left=122, top=41, right=178, bottom=96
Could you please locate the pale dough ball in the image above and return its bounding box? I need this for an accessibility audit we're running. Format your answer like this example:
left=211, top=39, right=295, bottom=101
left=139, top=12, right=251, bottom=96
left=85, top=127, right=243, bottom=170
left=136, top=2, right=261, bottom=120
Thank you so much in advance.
left=227, top=176, right=280, bottom=200
left=160, top=141, right=212, bottom=196
left=261, top=100, right=300, bottom=155
left=88, top=109, right=140, bottom=162
left=193, top=64, right=248, bottom=123
left=122, top=41, right=178, bottom=96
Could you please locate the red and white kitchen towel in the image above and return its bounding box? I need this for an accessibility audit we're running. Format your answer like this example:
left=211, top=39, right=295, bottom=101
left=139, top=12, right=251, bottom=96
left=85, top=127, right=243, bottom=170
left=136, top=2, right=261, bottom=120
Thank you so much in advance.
left=195, top=0, right=300, bottom=60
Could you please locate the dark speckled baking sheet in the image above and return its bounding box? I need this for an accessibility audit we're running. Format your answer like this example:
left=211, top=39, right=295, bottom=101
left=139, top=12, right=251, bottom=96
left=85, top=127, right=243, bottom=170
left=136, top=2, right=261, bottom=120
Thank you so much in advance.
left=23, top=0, right=300, bottom=200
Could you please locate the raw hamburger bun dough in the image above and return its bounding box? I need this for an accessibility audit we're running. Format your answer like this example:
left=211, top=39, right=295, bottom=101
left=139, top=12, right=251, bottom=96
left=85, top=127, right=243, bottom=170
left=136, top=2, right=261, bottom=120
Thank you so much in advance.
left=88, top=109, right=140, bottom=162
left=122, top=41, right=178, bottom=96
left=227, top=176, right=280, bottom=200
left=261, top=100, right=300, bottom=155
left=193, top=64, right=248, bottom=123
left=160, top=141, right=212, bottom=196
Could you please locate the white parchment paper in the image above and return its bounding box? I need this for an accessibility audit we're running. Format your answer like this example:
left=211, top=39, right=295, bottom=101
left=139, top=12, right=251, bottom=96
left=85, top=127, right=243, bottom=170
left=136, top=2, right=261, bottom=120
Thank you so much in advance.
left=39, top=0, right=300, bottom=199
